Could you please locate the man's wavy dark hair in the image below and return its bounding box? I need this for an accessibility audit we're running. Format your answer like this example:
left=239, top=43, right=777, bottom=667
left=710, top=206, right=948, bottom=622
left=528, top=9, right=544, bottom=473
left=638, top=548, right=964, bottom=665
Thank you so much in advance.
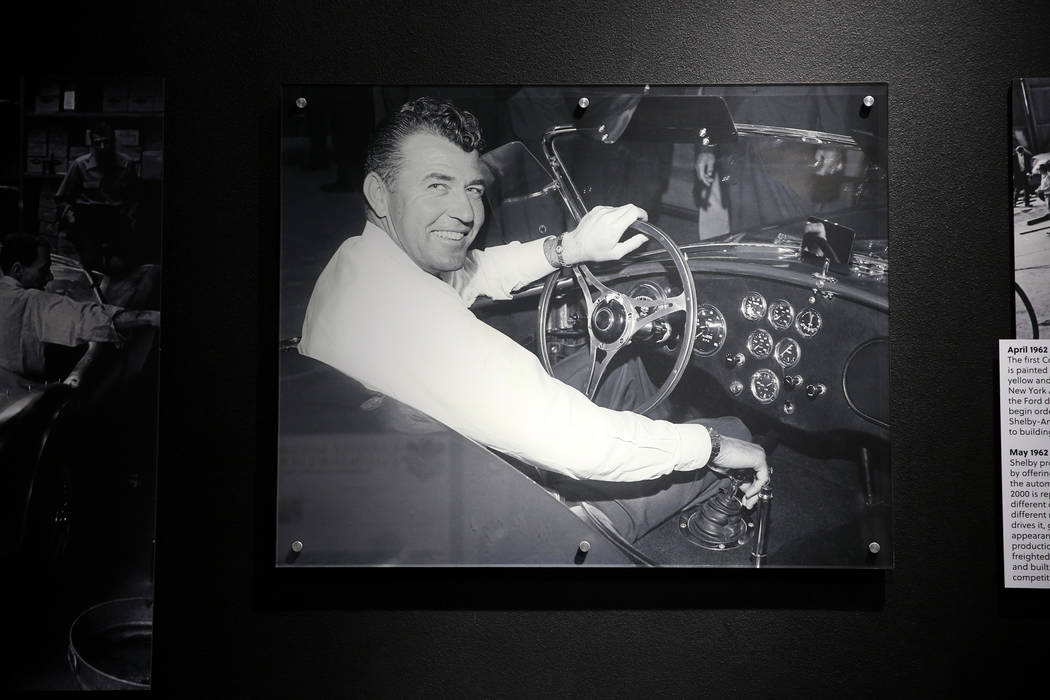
left=365, top=97, right=484, bottom=186
left=0, top=233, right=48, bottom=274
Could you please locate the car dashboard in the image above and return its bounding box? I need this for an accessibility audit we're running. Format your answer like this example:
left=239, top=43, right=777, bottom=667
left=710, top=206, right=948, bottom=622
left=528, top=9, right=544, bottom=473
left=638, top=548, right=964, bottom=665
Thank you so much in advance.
left=481, top=241, right=889, bottom=445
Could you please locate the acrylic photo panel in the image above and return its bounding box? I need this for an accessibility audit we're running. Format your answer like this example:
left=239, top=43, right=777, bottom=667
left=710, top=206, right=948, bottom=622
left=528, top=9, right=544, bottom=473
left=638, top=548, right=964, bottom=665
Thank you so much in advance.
left=1012, top=78, right=1050, bottom=339
left=3, top=76, right=163, bottom=690
left=277, top=85, right=890, bottom=568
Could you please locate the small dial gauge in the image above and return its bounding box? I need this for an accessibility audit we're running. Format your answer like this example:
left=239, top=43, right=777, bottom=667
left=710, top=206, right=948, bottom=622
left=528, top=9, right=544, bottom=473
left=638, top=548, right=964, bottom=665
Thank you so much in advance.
left=746, top=329, right=773, bottom=359
left=629, top=281, right=665, bottom=314
left=694, top=304, right=727, bottom=356
left=774, top=337, right=802, bottom=368
left=740, top=291, right=767, bottom=321
left=767, top=299, right=795, bottom=331
left=750, top=368, right=780, bottom=404
left=795, top=307, right=823, bottom=338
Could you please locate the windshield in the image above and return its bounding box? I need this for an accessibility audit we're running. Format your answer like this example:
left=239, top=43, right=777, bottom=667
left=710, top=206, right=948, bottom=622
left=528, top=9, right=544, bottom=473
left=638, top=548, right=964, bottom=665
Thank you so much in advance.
left=480, top=140, right=570, bottom=249
left=541, top=85, right=888, bottom=254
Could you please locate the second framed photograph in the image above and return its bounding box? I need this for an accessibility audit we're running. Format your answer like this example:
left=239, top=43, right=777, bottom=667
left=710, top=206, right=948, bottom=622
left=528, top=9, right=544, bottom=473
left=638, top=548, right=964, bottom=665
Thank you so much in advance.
left=277, top=84, right=890, bottom=568
left=1012, top=78, right=1050, bottom=340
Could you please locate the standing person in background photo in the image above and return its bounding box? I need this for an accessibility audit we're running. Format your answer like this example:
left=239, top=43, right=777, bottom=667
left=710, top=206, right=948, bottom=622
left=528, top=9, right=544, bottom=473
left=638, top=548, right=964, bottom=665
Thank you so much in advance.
left=55, top=122, right=141, bottom=278
left=1015, top=145, right=1035, bottom=208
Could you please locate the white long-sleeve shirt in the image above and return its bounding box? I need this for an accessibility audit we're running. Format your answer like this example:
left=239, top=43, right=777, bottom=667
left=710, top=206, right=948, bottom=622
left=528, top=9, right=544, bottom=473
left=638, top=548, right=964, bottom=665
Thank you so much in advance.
left=0, top=275, right=122, bottom=380
left=298, top=222, right=712, bottom=482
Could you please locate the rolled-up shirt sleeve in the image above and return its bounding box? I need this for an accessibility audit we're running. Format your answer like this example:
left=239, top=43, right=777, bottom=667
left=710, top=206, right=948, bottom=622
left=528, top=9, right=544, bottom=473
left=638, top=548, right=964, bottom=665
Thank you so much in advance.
left=25, top=290, right=123, bottom=346
left=443, top=238, right=555, bottom=306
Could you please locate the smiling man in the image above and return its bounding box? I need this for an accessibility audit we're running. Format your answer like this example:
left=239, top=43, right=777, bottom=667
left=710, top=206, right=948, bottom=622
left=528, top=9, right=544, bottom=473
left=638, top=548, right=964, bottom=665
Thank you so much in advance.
left=298, top=96, right=768, bottom=543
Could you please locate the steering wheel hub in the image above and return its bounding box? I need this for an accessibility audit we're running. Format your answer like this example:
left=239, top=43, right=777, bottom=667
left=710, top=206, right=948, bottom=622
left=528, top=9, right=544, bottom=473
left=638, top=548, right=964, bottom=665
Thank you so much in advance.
left=538, top=220, right=697, bottom=416
left=591, top=297, right=629, bottom=344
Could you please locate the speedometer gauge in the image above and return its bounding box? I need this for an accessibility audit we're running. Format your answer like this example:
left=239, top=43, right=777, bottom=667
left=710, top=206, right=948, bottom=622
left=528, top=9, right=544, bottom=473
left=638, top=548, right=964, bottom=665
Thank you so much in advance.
left=694, top=304, right=727, bottom=356
left=746, top=329, right=773, bottom=359
left=740, top=291, right=767, bottom=321
left=795, top=307, right=822, bottom=337
left=750, top=368, right=780, bottom=404
left=767, top=299, right=794, bottom=330
left=774, top=337, right=801, bottom=368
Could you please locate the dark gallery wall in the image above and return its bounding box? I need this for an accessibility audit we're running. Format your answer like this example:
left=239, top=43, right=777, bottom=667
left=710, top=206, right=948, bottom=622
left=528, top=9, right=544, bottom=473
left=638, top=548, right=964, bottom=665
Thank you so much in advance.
left=4, top=0, right=1047, bottom=695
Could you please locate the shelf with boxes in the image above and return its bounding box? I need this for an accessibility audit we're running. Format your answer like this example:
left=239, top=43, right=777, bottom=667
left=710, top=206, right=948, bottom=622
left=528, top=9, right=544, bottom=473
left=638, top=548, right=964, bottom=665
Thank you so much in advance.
left=25, top=78, right=164, bottom=182
left=31, top=78, right=163, bottom=115
left=20, top=78, right=164, bottom=258
left=1, top=77, right=21, bottom=234
left=24, top=118, right=164, bottom=181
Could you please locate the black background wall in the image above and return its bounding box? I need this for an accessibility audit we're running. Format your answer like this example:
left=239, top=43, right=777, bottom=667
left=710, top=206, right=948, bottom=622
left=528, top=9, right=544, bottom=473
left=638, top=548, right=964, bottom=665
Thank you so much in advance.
left=5, top=1, right=1048, bottom=695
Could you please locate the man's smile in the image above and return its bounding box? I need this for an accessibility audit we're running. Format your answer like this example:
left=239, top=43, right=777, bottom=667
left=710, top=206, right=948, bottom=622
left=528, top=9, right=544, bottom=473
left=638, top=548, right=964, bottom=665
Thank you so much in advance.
left=431, top=229, right=470, bottom=242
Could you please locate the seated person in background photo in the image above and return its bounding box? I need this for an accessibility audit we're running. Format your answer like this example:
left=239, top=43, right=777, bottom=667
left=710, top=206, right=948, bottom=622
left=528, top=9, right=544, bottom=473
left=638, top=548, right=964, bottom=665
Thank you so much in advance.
left=55, top=122, right=142, bottom=277
left=0, top=233, right=160, bottom=390
left=298, top=97, right=769, bottom=544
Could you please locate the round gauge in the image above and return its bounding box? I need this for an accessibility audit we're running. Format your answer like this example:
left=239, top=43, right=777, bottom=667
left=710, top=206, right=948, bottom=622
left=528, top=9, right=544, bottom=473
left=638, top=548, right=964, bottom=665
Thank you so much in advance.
left=694, top=304, right=727, bottom=356
left=795, top=307, right=823, bottom=338
left=774, top=337, right=801, bottom=368
left=767, top=299, right=795, bottom=331
left=629, top=281, right=665, bottom=315
left=740, top=291, right=767, bottom=321
left=746, top=329, right=773, bottom=359
left=750, top=368, right=780, bottom=404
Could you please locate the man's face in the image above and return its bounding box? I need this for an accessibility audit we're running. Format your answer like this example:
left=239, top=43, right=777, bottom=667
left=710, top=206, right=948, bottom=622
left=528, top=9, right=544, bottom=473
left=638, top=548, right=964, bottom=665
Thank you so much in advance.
left=19, top=246, right=53, bottom=290
left=383, top=132, right=485, bottom=275
left=91, top=132, right=114, bottom=163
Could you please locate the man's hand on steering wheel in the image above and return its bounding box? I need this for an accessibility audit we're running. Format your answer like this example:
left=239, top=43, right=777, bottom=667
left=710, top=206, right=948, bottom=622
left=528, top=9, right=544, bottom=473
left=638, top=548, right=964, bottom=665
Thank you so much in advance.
left=707, top=436, right=771, bottom=510
left=560, top=204, right=649, bottom=266
left=537, top=201, right=696, bottom=415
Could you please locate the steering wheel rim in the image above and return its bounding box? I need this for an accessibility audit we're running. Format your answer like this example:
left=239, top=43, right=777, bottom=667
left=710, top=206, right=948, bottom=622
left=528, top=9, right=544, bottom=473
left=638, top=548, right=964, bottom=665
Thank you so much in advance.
left=1016, top=281, right=1040, bottom=339
left=537, top=220, right=697, bottom=415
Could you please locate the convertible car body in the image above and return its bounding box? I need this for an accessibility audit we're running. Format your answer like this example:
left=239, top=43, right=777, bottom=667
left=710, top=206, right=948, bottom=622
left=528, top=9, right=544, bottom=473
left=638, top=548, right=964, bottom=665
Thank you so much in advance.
left=277, top=84, right=890, bottom=567
left=1, top=256, right=160, bottom=568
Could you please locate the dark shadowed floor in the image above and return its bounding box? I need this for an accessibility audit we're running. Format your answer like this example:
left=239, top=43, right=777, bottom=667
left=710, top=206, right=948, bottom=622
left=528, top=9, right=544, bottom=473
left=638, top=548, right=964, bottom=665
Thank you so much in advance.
left=10, top=370, right=158, bottom=690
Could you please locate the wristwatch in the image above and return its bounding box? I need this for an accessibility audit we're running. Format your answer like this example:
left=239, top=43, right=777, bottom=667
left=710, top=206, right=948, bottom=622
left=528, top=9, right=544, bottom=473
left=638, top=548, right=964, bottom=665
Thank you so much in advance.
left=706, top=426, right=722, bottom=466
left=554, top=233, right=567, bottom=267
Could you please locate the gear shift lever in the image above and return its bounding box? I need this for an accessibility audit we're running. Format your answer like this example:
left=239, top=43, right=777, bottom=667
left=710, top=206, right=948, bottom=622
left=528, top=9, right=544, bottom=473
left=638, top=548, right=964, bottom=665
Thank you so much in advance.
left=678, top=474, right=753, bottom=550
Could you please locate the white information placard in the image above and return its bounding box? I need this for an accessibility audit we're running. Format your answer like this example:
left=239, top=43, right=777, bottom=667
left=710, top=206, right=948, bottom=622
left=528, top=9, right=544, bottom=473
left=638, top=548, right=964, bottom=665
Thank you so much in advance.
left=1001, top=339, right=1050, bottom=588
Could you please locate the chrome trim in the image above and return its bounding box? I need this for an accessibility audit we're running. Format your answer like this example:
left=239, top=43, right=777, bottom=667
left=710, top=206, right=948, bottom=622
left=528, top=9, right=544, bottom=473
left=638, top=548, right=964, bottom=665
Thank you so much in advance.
left=842, top=337, right=890, bottom=429
left=541, top=124, right=596, bottom=224
left=501, top=182, right=559, bottom=205
left=735, top=123, right=861, bottom=148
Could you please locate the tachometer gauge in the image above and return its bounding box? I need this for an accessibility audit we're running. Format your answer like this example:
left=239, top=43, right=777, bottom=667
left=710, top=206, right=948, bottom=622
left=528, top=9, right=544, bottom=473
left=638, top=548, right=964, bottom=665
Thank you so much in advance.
left=746, top=329, right=773, bottom=359
left=750, top=368, right=780, bottom=404
left=694, top=304, right=727, bottom=356
left=767, top=299, right=794, bottom=330
left=740, top=291, right=767, bottom=321
left=774, top=337, right=801, bottom=368
left=795, top=307, right=822, bottom=338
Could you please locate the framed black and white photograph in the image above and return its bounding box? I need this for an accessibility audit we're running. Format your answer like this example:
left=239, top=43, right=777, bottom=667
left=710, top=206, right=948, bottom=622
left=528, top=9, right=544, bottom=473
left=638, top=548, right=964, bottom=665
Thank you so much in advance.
left=1012, top=78, right=1050, bottom=339
left=3, top=76, right=162, bottom=690
left=277, top=84, right=890, bottom=568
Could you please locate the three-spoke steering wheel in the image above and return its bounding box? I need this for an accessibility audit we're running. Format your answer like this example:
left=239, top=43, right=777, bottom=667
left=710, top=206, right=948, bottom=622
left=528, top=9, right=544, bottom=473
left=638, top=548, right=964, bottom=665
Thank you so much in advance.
left=537, top=220, right=697, bottom=415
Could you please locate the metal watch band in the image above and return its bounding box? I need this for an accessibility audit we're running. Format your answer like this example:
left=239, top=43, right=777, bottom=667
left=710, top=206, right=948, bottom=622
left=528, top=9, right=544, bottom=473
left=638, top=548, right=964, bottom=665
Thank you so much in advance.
left=706, top=426, right=722, bottom=466
left=554, top=233, right=566, bottom=267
